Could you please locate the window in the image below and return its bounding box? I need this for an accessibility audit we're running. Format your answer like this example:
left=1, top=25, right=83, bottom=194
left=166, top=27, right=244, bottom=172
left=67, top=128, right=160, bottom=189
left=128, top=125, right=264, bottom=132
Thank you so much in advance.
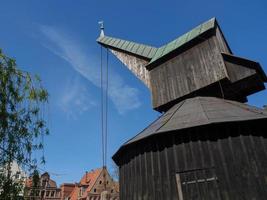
left=42, top=180, right=46, bottom=187
left=176, top=168, right=220, bottom=200
left=111, top=189, right=113, bottom=193
left=107, top=181, right=109, bottom=185
left=46, top=191, right=50, bottom=197
left=94, top=188, right=96, bottom=193
left=99, top=180, right=102, bottom=184
left=80, top=187, right=86, bottom=196
left=51, top=191, right=55, bottom=197
left=15, top=172, right=20, bottom=179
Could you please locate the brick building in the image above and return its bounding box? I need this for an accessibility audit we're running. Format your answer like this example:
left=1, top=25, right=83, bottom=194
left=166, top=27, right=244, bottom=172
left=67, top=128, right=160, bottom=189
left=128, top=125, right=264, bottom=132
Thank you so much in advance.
left=24, top=172, right=61, bottom=200
left=60, top=183, right=76, bottom=200
left=61, top=167, right=119, bottom=200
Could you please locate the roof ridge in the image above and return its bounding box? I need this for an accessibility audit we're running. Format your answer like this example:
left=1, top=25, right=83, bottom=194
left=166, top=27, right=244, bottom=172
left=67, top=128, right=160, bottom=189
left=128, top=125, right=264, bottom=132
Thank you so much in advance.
left=147, top=17, right=217, bottom=66
left=198, top=97, right=210, bottom=122
left=155, top=99, right=186, bottom=133
left=123, top=100, right=186, bottom=145
left=223, top=98, right=267, bottom=116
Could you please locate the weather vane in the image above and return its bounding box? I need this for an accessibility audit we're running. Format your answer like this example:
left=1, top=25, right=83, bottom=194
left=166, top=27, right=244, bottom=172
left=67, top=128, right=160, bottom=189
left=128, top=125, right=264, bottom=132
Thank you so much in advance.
left=98, top=21, right=104, bottom=37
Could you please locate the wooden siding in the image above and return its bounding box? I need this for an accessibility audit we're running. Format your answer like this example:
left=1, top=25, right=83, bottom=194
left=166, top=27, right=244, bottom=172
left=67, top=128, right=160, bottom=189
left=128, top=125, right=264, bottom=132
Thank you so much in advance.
left=148, top=27, right=266, bottom=112
left=149, top=34, right=227, bottom=110
left=215, top=26, right=232, bottom=54
left=110, top=49, right=151, bottom=88
left=224, top=59, right=256, bottom=83
left=117, top=121, right=267, bottom=200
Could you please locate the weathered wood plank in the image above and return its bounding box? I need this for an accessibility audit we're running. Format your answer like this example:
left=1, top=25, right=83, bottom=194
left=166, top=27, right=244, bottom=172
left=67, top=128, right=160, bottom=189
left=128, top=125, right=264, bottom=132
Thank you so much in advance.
left=150, top=36, right=226, bottom=110
left=117, top=122, right=267, bottom=200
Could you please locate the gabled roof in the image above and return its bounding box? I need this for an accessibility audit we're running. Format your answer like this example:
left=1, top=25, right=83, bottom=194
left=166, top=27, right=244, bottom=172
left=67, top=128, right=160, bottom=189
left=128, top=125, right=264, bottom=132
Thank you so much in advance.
left=81, top=168, right=102, bottom=197
left=97, top=18, right=217, bottom=67
left=148, top=18, right=216, bottom=65
left=120, top=96, right=267, bottom=147
left=97, top=36, right=157, bottom=59
left=80, top=168, right=102, bottom=186
left=68, top=168, right=103, bottom=200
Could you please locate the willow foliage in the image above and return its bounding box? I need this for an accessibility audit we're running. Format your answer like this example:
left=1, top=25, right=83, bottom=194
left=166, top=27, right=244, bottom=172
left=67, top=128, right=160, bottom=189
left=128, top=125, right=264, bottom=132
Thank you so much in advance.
left=0, top=49, right=49, bottom=199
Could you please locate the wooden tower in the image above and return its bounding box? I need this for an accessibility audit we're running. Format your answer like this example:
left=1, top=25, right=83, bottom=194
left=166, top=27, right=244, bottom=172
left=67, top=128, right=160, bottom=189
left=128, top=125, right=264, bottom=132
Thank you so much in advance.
left=97, top=18, right=267, bottom=199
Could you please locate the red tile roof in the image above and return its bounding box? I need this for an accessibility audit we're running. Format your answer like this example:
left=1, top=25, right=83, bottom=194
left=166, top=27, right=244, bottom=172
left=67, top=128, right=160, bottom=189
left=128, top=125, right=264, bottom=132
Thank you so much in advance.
left=80, top=168, right=102, bottom=186
left=69, top=168, right=103, bottom=200
left=68, top=184, right=79, bottom=200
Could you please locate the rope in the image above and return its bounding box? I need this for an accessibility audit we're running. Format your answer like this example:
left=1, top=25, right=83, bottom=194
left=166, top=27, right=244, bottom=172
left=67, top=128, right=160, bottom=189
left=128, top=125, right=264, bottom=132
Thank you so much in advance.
left=100, top=47, right=109, bottom=168
left=105, top=48, right=109, bottom=167
left=218, top=80, right=225, bottom=99
left=100, top=46, right=104, bottom=168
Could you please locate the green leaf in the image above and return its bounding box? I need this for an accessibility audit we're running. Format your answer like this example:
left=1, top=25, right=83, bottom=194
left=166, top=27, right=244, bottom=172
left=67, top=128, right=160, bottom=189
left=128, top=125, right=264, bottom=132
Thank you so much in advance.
left=0, top=49, right=49, bottom=197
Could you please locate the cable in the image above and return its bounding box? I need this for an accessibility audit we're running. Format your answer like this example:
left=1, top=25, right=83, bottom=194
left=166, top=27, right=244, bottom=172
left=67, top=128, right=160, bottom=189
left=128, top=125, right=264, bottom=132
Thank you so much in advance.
left=100, top=46, right=104, bottom=168
left=100, top=47, right=109, bottom=168
left=218, top=80, right=225, bottom=99
left=105, top=49, right=109, bottom=167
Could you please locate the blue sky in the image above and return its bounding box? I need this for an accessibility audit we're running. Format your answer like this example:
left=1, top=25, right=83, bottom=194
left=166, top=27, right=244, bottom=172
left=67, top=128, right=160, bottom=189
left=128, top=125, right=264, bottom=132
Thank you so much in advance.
left=0, top=0, right=266, bottom=185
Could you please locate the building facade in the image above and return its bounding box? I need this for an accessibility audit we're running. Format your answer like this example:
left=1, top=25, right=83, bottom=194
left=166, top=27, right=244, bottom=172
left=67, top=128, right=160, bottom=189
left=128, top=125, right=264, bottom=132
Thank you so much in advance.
left=0, top=161, right=27, bottom=198
left=24, top=172, right=61, bottom=200
left=61, top=167, right=119, bottom=200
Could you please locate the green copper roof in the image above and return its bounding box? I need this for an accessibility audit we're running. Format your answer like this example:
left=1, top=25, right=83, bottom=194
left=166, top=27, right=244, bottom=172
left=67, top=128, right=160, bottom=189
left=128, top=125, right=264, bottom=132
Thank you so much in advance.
left=97, top=18, right=217, bottom=66
left=97, top=36, right=157, bottom=59
left=148, top=18, right=216, bottom=65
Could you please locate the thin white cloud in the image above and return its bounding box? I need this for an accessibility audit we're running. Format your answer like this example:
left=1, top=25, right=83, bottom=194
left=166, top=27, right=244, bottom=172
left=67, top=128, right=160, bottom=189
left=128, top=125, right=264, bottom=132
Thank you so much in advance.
left=39, top=25, right=141, bottom=114
left=59, top=77, right=96, bottom=119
